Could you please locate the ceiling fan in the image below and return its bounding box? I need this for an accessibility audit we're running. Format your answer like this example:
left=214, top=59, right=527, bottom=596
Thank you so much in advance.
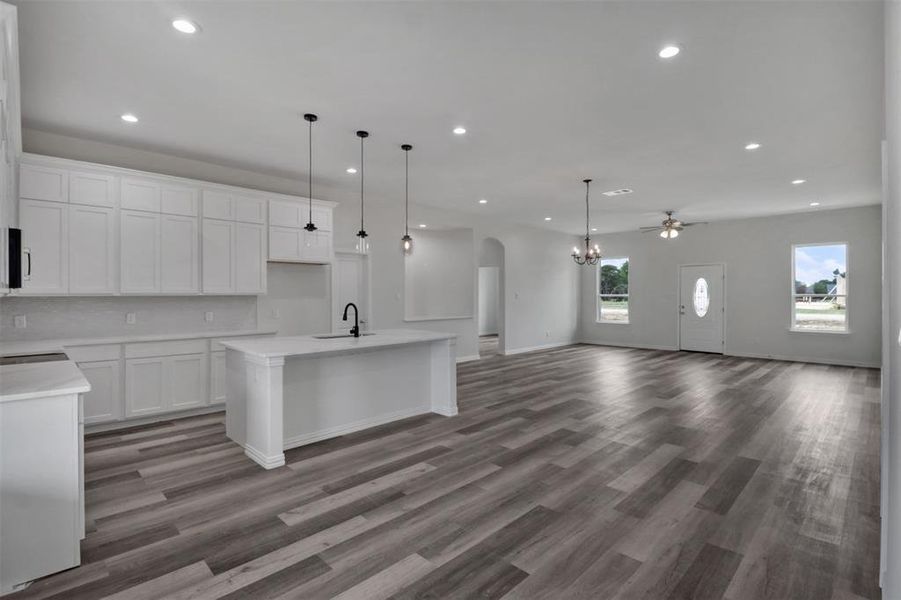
left=640, top=211, right=706, bottom=239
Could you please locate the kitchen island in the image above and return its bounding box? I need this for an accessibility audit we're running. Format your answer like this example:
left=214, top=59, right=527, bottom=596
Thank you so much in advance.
left=220, top=329, right=457, bottom=469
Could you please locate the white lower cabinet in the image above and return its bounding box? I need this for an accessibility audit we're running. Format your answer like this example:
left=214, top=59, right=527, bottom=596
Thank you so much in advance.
left=77, top=359, right=121, bottom=424
left=210, top=351, right=227, bottom=405
left=168, top=353, right=208, bottom=411
left=125, top=356, right=166, bottom=417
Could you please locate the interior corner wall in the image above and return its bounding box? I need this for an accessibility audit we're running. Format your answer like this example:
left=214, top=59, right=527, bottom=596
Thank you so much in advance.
left=882, top=0, right=899, bottom=595
left=578, top=206, right=882, bottom=367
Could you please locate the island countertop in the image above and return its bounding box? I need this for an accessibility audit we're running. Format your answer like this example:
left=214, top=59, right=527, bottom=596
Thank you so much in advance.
left=218, top=329, right=457, bottom=360
left=0, top=360, right=91, bottom=403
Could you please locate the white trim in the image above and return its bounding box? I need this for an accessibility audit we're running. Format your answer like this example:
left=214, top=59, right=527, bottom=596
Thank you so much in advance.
left=790, top=241, right=849, bottom=333
left=243, top=444, right=285, bottom=470
left=403, top=315, right=473, bottom=322
left=282, top=405, right=433, bottom=449
left=502, top=341, right=575, bottom=355
left=726, top=350, right=878, bottom=369
left=788, top=327, right=850, bottom=335
left=456, top=354, right=480, bottom=363
left=580, top=340, right=679, bottom=352
left=677, top=262, right=727, bottom=353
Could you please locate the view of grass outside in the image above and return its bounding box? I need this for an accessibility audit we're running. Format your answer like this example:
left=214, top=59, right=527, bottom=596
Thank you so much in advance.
left=598, top=257, right=629, bottom=322
left=793, top=244, right=847, bottom=331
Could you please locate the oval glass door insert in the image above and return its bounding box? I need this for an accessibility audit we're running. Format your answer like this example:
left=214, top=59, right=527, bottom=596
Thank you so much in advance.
left=693, top=278, right=710, bottom=317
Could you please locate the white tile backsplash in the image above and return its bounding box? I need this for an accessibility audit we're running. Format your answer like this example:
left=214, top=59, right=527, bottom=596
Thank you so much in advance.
left=0, top=296, right=258, bottom=342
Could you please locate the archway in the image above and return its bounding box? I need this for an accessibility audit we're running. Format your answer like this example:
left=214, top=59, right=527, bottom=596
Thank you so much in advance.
left=478, top=237, right=505, bottom=357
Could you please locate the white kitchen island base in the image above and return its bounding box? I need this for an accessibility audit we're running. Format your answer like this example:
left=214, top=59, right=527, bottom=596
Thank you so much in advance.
left=222, top=330, right=457, bottom=469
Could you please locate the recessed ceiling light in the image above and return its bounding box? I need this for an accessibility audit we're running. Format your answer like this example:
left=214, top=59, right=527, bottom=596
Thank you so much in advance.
left=792, top=179, right=806, bottom=185
left=418, top=223, right=427, bottom=228
left=479, top=199, right=488, bottom=204
left=591, top=228, right=598, bottom=232
left=453, top=126, right=466, bottom=135
left=172, top=19, right=198, bottom=34
left=658, top=45, right=680, bottom=59
left=120, top=113, right=139, bottom=123
left=346, top=167, right=357, bottom=174
left=810, top=202, right=820, bottom=207
left=744, top=142, right=761, bottom=150
left=544, top=217, right=552, bottom=221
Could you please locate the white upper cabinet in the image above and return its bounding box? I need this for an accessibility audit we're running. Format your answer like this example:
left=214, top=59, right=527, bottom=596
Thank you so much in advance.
left=68, top=204, right=116, bottom=294
left=69, top=171, right=116, bottom=208
left=20, top=164, right=67, bottom=203
left=160, top=185, right=198, bottom=217
left=121, top=178, right=160, bottom=212
left=202, top=190, right=233, bottom=220
left=234, top=195, right=266, bottom=224
left=19, top=198, right=67, bottom=294
left=235, top=222, right=266, bottom=294
left=120, top=210, right=160, bottom=293
left=202, top=218, right=234, bottom=293
left=267, top=199, right=334, bottom=264
left=269, top=199, right=304, bottom=229
left=160, top=214, right=199, bottom=293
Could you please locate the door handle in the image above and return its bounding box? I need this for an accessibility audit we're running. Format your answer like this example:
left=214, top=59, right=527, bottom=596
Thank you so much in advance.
left=679, top=304, right=685, bottom=315
left=23, top=247, right=31, bottom=280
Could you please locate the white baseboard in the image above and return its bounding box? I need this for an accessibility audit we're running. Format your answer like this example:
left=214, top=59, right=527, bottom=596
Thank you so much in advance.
left=243, top=444, right=285, bottom=470
left=456, top=354, right=481, bottom=363
left=578, top=340, right=679, bottom=352
left=726, top=350, right=879, bottom=369
left=282, top=405, right=433, bottom=450
left=85, top=404, right=224, bottom=434
left=503, top=341, right=575, bottom=355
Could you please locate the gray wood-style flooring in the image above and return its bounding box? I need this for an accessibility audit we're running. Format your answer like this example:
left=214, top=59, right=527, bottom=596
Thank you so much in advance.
left=10, top=344, right=881, bottom=599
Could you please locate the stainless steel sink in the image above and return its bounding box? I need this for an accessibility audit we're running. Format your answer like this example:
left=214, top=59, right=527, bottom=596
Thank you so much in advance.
left=312, top=333, right=375, bottom=339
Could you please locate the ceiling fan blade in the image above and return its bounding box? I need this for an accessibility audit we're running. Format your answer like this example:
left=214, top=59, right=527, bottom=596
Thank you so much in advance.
left=639, top=226, right=662, bottom=231
left=680, top=222, right=708, bottom=227
left=642, top=228, right=663, bottom=234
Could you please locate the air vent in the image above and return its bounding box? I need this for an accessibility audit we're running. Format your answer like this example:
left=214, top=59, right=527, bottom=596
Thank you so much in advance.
left=602, top=188, right=633, bottom=197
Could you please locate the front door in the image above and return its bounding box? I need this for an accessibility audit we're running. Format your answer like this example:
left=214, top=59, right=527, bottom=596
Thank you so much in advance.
left=333, top=252, right=368, bottom=333
left=679, top=264, right=724, bottom=353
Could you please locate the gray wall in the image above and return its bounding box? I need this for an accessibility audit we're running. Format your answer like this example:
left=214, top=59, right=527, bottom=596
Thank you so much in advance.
left=579, top=205, right=882, bottom=367
left=883, top=0, right=899, bottom=594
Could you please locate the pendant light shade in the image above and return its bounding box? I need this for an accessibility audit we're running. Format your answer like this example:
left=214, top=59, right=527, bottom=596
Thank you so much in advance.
left=400, top=144, right=413, bottom=255
left=303, top=113, right=318, bottom=232
left=356, top=130, right=369, bottom=254
left=572, top=178, right=601, bottom=266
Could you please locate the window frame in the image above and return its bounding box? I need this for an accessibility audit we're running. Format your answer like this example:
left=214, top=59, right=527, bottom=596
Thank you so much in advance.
left=789, top=241, right=849, bottom=334
left=596, top=256, right=630, bottom=324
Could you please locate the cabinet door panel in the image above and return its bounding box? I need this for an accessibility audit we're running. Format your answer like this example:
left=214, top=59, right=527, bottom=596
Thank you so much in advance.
left=168, top=353, right=207, bottom=411
left=121, top=178, right=160, bottom=212
left=235, top=222, right=265, bottom=294
left=120, top=210, right=160, bottom=293
left=19, top=199, right=67, bottom=294
left=234, top=196, right=266, bottom=224
left=78, top=360, right=121, bottom=424
left=69, top=171, right=116, bottom=208
left=202, top=190, right=233, bottom=220
left=69, top=204, right=116, bottom=294
left=310, top=205, right=332, bottom=231
left=302, top=229, right=332, bottom=263
left=161, top=186, right=199, bottom=216
left=125, top=357, right=165, bottom=416
left=20, top=164, right=67, bottom=202
left=269, top=200, right=303, bottom=228
left=268, top=226, right=303, bottom=261
left=201, top=218, right=234, bottom=293
left=210, top=351, right=226, bottom=405
left=161, top=214, right=199, bottom=293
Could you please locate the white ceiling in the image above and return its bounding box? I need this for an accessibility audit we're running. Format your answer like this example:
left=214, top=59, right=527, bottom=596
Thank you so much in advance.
left=13, top=0, right=884, bottom=234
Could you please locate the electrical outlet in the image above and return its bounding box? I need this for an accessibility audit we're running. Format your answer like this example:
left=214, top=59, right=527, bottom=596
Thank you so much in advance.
left=204, top=311, right=214, bottom=323
left=545, top=331, right=550, bottom=338
left=13, top=315, right=26, bottom=329
left=125, top=312, right=136, bottom=325
left=271, top=308, right=280, bottom=319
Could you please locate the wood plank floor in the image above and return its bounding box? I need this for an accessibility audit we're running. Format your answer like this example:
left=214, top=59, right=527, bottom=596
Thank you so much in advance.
left=10, top=344, right=881, bottom=599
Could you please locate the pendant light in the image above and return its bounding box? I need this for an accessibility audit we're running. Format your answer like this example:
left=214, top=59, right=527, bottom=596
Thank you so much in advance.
left=572, top=178, right=601, bottom=265
left=400, top=144, right=413, bottom=255
left=303, top=113, right=318, bottom=232
left=355, top=130, right=369, bottom=254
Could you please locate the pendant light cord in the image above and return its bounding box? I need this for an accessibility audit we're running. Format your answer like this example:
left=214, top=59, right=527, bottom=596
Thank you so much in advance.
left=360, top=135, right=364, bottom=233
left=308, top=118, right=313, bottom=224
left=405, top=149, right=409, bottom=236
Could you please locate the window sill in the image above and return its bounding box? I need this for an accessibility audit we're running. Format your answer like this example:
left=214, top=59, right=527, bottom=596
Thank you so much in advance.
left=597, top=320, right=630, bottom=325
left=788, top=327, right=850, bottom=335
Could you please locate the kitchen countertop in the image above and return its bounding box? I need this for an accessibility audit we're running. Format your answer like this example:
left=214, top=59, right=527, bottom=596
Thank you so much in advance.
left=219, top=329, right=456, bottom=359
left=0, top=360, right=91, bottom=403
left=0, top=329, right=278, bottom=357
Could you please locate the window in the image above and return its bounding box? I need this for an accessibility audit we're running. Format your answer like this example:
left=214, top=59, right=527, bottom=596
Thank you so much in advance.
left=693, top=278, right=709, bottom=317
left=598, top=257, right=629, bottom=323
left=791, top=243, right=847, bottom=332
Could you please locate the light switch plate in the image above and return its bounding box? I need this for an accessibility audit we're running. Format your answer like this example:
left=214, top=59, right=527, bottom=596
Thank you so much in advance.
left=13, top=315, right=26, bottom=328
left=125, top=312, right=136, bottom=325
left=204, top=311, right=214, bottom=323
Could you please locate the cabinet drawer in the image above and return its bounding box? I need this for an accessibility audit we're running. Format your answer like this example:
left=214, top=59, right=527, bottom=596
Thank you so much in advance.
left=66, top=344, right=120, bottom=363
left=161, top=186, right=199, bottom=216
left=202, top=190, right=233, bottom=220
left=69, top=171, right=117, bottom=208
left=125, top=339, right=208, bottom=359
left=20, top=164, right=68, bottom=202
left=234, top=196, right=266, bottom=224
left=121, top=178, right=161, bottom=212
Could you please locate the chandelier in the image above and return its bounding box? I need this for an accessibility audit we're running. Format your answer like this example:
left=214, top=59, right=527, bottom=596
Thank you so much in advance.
left=572, top=178, right=601, bottom=265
